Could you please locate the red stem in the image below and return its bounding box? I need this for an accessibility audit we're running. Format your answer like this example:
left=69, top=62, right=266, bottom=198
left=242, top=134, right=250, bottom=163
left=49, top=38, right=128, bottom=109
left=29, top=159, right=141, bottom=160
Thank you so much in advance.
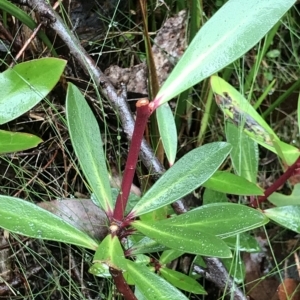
left=109, top=267, right=137, bottom=300
left=251, top=156, right=300, bottom=207
left=112, top=99, right=152, bottom=221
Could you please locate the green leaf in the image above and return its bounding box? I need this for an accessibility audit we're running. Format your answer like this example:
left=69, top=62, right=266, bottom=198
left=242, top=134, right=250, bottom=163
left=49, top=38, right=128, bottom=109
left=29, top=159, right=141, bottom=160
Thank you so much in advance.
left=160, top=267, right=206, bottom=294
left=160, top=249, right=184, bottom=264
left=157, top=203, right=268, bottom=238
left=203, top=171, right=263, bottom=195
left=0, top=130, right=42, bottom=154
left=268, top=184, right=300, bottom=207
left=131, top=142, right=232, bottom=217
left=66, top=83, right=113, bottom=214
left=223, top=233, right=261, bottom=252
left=93, top=234, right=127, bottom=271
left=126, top=260, right=189, bottom=300
left=0, top=58, right=66, bottom=124
left=89, top=262, right=110, bottom=278
left=226, top=122, right=259, bottom=183
left=264, top=205, right=300, bottom=233
left=132, top=220, right=232, bottom=258
left=0, top=195, right=98, bottom=250
left=298, top=92, right=300, bottom=134
left=128, top=236, right=167, bottom=255
left=211, top=76, right=299, bottom=166
left=154, top=0, right=295, bottom=105
left=203, top=189, right=228, bottom=204
left=156, top=103, right=177, bottom=165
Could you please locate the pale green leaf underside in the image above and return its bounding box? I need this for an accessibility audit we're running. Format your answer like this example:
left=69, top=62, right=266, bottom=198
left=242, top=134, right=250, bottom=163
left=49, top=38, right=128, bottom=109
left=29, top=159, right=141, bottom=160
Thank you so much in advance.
left=66, top=83, right=113, bottom=213
left=265, top=205, right=300, bottom=233
left=156, top=103, right=177, bottom=165
left=203, top=171, right=263, bottom=195
left=268, top=184, right=300, bottom=207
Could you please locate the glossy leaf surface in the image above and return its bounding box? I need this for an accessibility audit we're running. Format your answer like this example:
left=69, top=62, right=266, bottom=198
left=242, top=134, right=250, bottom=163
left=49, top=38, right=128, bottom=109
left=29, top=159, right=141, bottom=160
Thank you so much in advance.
left=154, top=0, right=295, bottom=105
left=0, top=195, right=98, bottom=250
left=155, top=203, right=268, bottom=238
left=131, top=142, right=232, bottom=217
left=264, top=205, right=300, bottom=233
left=226, top=122, right=258, bottom=183
left=66, top=83, right=113, bottom=214
left=160, top=268, right=206, bottom=294
left=93, top=234, right=127, bottom=270
left=129, top=236, right=167, bottom=255
left=0, top=58, right=66, bottom=124
left=203, top=171, right=263, bottom=195
left=132, top=220, right=232, bottom=258
left=126, top=260, right=189, bottom=300
left=159, top=249, right=184, bottom=264
left=156, top=103, right=177, bottom=165
left=0, top=130, right=42, bottom=154
left=268, top=184, right=300, bottom=207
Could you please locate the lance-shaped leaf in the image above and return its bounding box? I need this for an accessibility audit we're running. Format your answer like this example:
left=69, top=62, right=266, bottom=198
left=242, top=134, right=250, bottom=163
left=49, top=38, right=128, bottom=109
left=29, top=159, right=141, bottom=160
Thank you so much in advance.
left=126, top=260, right=189, bottom=300
left=264, top=205, right=300, bottom=233
left=0, top=58, right=66, bottom=124
left=211, top=76, right=299, bottom=166
left=147, top=203, right=268, bottom=239
left=226, top=122, right=259, bottom=183
left=159, top=249, right=184, bottom=264
left=128, top=236, right=167, bottom=255
left=132, top=220, right=232, bottom=258
left=160, top=267, right=206, bottom=294
left=153, top=0, right=295, bottom=106
left=66, top=83, right=113, bottom=214
left=203, top=171, right=263, bottom=196
left=0, top=196, right=98, bottom=250
left=130, top=142, right=231, bottom=217
left=0, top=130, right=42, bottom=154
left=156, top=103, right=177, bottom=165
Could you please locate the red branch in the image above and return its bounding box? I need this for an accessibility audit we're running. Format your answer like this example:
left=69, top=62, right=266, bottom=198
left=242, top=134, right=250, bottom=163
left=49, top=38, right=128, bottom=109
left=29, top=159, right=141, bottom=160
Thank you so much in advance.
left=113, top=99, right=152, bottom=221
left=109, top=267, right=137, bottom=300
left=251, top=156, right=300, bottom=207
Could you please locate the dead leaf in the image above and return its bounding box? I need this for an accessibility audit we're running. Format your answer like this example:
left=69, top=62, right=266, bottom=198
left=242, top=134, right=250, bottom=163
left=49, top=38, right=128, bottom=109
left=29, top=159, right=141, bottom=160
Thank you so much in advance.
left=38, top=199, right=108, bottom=240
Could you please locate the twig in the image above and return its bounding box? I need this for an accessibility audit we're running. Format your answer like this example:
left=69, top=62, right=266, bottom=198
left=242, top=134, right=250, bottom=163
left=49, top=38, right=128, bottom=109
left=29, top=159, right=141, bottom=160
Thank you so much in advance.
left=194, top=258, right=247, bottom=300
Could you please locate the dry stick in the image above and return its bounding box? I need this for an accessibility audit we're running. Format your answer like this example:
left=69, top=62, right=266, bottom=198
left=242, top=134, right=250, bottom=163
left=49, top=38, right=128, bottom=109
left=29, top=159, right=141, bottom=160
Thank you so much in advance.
left=26, top=0, right=163, bottom=179
left=10, top=21, right=43, bottom=67
left=24, top=1, right=246, bottom=298
left=194, top=258, right=246, bottom=300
